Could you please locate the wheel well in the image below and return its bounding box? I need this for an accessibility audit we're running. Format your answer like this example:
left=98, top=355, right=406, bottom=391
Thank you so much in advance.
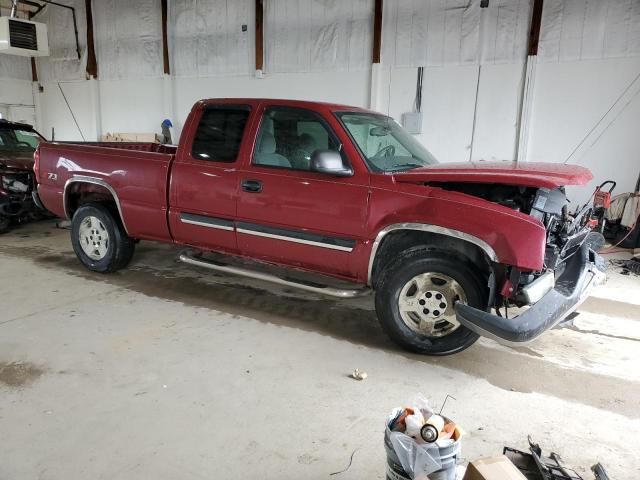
left=65, top=182, right=119, bottom=220
left=371, top=230, right=494, bottom=288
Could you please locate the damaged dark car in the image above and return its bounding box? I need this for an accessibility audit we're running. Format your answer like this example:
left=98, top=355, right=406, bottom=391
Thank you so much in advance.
left=0, top=119, right=47, bottom=233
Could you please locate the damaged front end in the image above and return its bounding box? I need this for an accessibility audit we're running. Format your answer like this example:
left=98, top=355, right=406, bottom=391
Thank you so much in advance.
left=0, top=120, right=48, bottom=233
left=0, top=166, right=41, bottom=233
left=450, top=184, right=607, bottom=344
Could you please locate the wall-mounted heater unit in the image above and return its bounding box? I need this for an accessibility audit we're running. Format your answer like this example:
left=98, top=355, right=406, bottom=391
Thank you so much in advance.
left=0, top=17, right=49, bottom=57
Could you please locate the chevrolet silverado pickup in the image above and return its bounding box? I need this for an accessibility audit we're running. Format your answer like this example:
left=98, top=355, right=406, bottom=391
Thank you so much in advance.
left=34, top=99, right=606, bottom=355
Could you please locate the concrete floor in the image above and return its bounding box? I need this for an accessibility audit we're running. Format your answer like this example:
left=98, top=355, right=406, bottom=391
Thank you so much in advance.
left=1, top=219, right=639, bottom=479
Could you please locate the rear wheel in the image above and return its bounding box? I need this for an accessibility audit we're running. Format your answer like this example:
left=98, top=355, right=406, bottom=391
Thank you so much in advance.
left=375, top=247, right=487, bottom=355
left=71, top=203, right=135, bottom=273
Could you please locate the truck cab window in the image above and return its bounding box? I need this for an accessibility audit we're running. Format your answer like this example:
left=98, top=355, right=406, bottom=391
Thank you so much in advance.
left=254, top=107, right=342, bottom=171
left=191, top=106, right=250, bottom=162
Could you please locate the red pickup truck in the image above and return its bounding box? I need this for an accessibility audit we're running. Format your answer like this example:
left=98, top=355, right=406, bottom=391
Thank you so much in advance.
left=34, top=99, right=605, bottom=355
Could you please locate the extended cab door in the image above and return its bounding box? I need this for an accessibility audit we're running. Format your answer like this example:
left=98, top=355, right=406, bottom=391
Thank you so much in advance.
left=168, top=103, right=254, bottom=254
left=235, top=104, right=370, bottom=279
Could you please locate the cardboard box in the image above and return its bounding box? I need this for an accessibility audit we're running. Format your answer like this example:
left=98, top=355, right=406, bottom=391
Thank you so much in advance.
left=462, top=456, right=527, bottom=480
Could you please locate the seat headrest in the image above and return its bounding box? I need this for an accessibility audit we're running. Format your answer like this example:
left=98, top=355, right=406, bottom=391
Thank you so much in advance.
left=258, top=131, right=277, bottom=154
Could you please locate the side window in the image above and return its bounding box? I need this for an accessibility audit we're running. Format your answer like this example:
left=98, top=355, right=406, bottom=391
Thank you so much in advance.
left=253, top=107, right=342, bottom=171
left=191, top=106, right=250, bottom=162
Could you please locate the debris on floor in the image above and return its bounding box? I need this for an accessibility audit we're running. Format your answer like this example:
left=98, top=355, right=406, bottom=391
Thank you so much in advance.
left=383, top=398, right=614, bottom=480
left=503, top=437, right=609, bottom=480
left=329, top=448, right=358, bottom=476
left=385, top=395, right=462, bottom=479
left=590, top=463, right=610, bottom=480
left=351, top=368, right=368, bottom=381
left=56, top=220, right=71, bottom=230
left=606, top=256, right=640, bottom=276
left=622, top=257, right=640, bottom=275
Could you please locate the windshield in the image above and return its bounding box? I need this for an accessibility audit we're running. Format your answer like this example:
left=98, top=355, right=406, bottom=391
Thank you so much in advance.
left=336, top=112, right=439, bottom=172
left=0, top=127, right=42, bottom=152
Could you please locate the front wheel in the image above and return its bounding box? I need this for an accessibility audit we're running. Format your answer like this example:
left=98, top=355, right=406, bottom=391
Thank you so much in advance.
left=375, top=247, right=488, bottom=355
left=0, top=216, right=10, bottom=234
left=71, top=203, right=135, bottom=273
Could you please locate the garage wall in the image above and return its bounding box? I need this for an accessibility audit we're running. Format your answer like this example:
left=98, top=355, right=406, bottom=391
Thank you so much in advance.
left=381, top=0, right=531, bottom=163
left=379, top=0, right=640, bottom=203
left=0, top=52, right=35, bottom=123
left=38, top=80, right=96, bottom=140
left=527, top=56, right=640, bottom=203
left=31, top=0, right=375, bottom=141
left=17, top=0, right=640, bottom=203
left=265, top=0, right=373, bottom=73
left=173, top=70, right=371, bottom=123
left=527, top=0, right=640, bottom=202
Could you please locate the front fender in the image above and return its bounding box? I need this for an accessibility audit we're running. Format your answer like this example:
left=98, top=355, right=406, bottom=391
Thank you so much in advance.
left=366, top=185, right=547, bottom=275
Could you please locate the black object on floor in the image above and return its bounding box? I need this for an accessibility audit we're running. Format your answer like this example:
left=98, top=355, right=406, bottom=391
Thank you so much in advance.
left=591, top=463, right=610, bottom=480
left=503, top=437, right=584, bottom=480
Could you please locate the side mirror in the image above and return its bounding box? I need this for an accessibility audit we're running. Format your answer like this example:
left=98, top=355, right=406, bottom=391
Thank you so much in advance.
left=310, top=150, right=353, bottom=177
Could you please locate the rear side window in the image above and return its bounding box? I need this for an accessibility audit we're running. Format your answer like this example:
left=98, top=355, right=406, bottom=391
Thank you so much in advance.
left=191, top=106, right=250, bottom=162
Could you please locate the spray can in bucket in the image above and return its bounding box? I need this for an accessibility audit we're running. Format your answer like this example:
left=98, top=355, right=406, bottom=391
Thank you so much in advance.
left=385, top=398, right=462, bottom=480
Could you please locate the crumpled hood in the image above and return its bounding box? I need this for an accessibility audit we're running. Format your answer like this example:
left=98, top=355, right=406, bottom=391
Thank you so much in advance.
left=0, top=151, right=35, bottom=171
left=392, top=161, right=593, bottom=189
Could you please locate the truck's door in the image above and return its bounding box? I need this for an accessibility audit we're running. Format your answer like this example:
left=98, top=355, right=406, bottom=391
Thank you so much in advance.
left=235, top=104, right=370, bottom=279
left=168, top=103, right=254, bottom=254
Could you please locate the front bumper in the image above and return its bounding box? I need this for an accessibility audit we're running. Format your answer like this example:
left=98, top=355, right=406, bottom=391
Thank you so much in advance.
left=455, top=232, right=606, bottom=344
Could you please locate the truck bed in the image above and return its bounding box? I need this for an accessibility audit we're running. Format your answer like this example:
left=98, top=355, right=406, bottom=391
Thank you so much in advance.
left=37, top=142, right=175, bottom=242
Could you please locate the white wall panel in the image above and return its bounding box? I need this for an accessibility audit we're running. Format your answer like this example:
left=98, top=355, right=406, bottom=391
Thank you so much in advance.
left=471, top=63, right=525, bottom=162
left=0, top=79, right=33, bottom=105
left=38, top=81, right=94, bottom=141
left=99, top=78, right=165, bottom=134
left=384, top=65, right=479, bottom=163
left=93, top=0, right=163, bottom=80
left=171, top=0, right=253, bottom=77
left=382, top=0, right=530, bottom=67
left=481, top=0, right=530, bottom=63
left=33, top=0, right=87, bottom=82
left=527, top=56, right=640, bottom=203
left=265, top=0, right=373, bottom=73
left=539, top=0, right=640, bottom=62
left=6, top=105, right=36, bottom=125
left=0, top=55, right=31, bottom=80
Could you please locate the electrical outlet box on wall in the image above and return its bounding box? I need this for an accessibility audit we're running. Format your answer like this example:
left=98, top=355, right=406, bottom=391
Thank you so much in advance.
left=0, top=17, right=49, bottom=57
left=401, top=112, right=423, bottom=134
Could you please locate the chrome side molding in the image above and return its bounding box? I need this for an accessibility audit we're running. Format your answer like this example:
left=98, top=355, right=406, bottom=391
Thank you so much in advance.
left=367, top=222, right=499, bottom=285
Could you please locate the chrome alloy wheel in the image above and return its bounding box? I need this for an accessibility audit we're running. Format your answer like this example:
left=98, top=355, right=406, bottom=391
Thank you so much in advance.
left=397, top=272, right=467, bottom=337
left=78, top=215, right=110, bottom=261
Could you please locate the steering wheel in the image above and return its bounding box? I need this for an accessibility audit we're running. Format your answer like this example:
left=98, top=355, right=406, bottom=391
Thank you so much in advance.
left=373, top=144, right=396, bottom=159
left=16, top=141, right=32, bottom=148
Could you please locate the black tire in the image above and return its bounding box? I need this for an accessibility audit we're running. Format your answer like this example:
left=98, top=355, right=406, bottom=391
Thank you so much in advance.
left=0, top=216, right=10, bottom=234
left=375, top=247, right=487, bottom=355
left=71, top=203, right=135, bottom=273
